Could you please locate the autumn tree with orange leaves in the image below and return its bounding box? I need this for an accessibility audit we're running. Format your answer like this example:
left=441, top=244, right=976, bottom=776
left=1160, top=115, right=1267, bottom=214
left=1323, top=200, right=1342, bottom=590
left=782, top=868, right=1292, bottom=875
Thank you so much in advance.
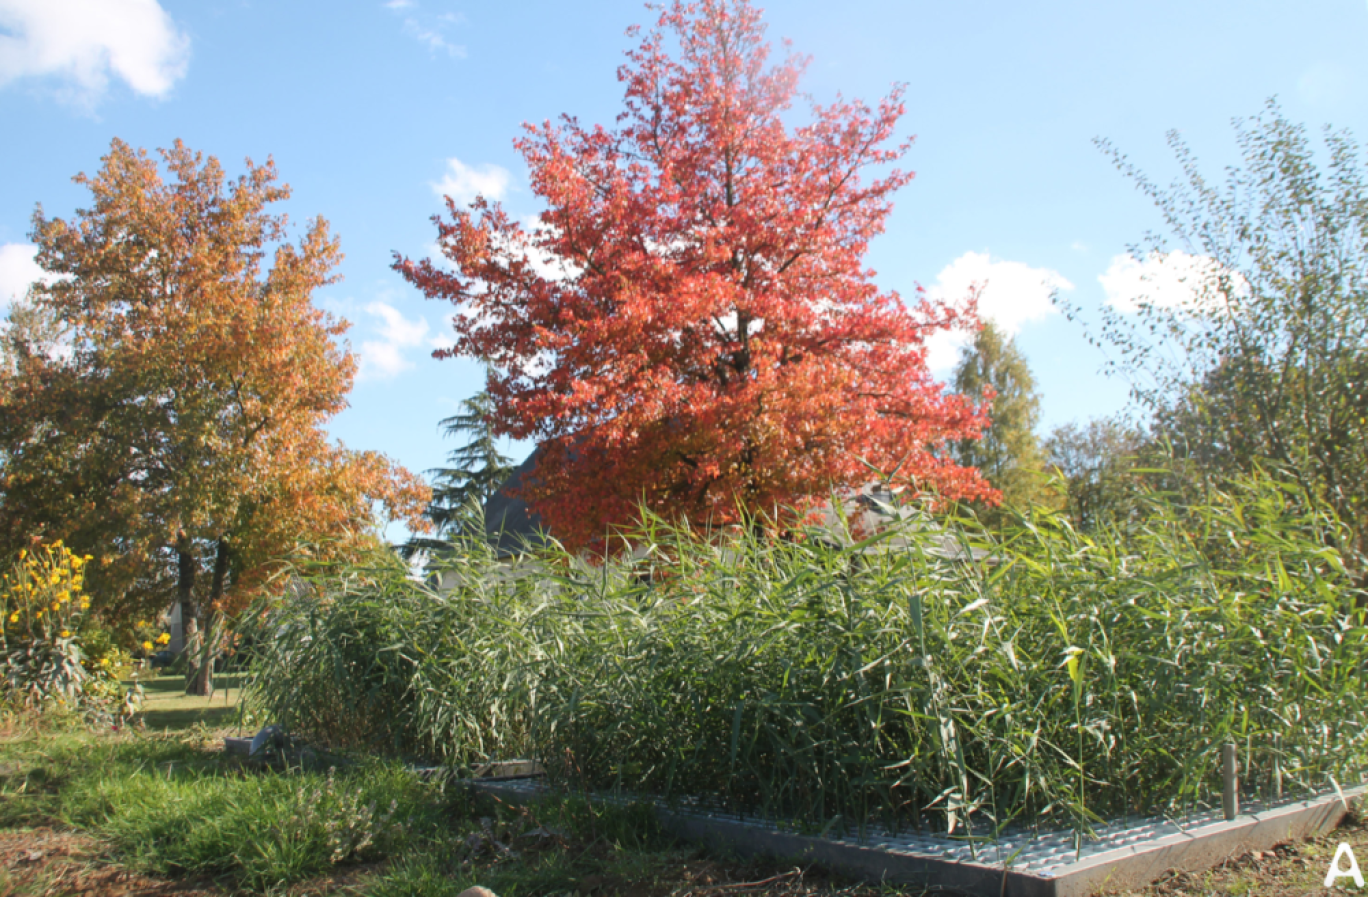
left=395, top=0, right=992, bottom=551
left=0, top=139, right=429, bottom=695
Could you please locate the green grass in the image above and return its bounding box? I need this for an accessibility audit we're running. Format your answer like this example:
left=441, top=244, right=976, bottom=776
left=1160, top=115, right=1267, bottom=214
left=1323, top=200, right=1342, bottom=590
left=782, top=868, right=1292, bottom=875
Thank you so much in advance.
left=0, top=730, right=820, bottom=897
left=1, top=726, right=1359, bottom=896
left=128, top=672, right=245, bottom=731
left=0, top=732, right=446, bottom=890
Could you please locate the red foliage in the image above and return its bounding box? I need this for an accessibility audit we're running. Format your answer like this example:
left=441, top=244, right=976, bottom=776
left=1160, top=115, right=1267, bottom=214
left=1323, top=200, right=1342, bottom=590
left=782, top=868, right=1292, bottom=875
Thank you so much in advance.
left=395, top=0, right=994, bottom=550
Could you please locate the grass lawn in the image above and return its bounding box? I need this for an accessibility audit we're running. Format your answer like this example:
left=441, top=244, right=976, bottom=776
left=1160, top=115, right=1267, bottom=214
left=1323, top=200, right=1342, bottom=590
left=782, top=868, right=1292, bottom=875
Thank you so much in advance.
left=0, top=699, right=1363, bottom=896
left=0, top=724, right=902, bottom=897
left=127, top=673, right=246, bottom=732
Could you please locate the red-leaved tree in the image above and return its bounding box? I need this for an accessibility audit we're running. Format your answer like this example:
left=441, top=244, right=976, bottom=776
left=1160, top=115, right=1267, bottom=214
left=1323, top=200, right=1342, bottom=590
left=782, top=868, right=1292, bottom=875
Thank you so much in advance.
left=395, top=0, right=993, bottom=549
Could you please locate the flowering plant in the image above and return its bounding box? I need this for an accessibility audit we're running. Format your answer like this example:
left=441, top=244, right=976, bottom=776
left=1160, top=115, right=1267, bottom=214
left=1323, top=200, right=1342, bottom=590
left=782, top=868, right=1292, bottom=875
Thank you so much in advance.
left=1, top=540, right=138, bottom=718
left=131, top=618, right=173, bottom=656
left=2, top=541, right=90, bottom=646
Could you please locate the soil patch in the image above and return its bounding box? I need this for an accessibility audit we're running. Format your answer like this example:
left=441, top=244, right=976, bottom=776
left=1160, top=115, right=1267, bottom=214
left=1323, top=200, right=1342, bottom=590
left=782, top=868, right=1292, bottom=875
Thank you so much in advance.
left=1106, top=816, right=1368, bottom=896
left=0, top=828, right=222, bottom=897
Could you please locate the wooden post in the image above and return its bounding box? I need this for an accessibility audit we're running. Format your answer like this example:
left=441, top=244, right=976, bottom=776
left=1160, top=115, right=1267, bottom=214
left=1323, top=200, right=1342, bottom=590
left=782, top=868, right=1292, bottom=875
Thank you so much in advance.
left=1222, top=743, right=1239, bottom=820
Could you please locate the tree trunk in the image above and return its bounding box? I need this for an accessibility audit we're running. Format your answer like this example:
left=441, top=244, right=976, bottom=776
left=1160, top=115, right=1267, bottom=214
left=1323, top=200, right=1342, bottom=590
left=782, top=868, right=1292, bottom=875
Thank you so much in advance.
left=185, top=538, right=229, bottom=698
left=177, top=536, right=207, bottom=697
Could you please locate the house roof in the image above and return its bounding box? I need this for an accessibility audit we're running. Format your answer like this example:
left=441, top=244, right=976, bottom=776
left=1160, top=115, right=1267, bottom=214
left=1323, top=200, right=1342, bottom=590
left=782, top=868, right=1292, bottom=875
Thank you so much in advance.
left=482, top=446, right=553, bottom=556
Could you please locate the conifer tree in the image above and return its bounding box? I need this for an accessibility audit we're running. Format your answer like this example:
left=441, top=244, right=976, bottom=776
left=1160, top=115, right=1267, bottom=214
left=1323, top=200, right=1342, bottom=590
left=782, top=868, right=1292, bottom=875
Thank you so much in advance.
left=425, top=387, right=514, bottom=539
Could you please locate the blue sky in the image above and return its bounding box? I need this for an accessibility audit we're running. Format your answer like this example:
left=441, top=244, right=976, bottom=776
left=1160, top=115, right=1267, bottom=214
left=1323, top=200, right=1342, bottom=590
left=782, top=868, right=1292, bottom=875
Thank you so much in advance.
left=2, top=0, right=1367, bottom=511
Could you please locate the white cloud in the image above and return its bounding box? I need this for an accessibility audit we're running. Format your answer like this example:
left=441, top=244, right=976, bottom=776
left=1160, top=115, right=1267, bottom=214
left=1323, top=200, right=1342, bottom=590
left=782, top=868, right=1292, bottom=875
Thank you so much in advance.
left=513, top=215, right=582, bottom=283
left=358, top=301, right=431, bottom=381
left=923, top=251, right=1073, bottom=372
left=432, top=157, right=512, bottom=206
left=0, top=243, right=42, bottom=308
left=404, top=20, right=465, bottom=57
left=0, top=0, right=189, bottom=106
left=429, top=327, right=457, bottom=351
left=385, top=1, right=466, bottom=58
left=1099, top=251, right=1245, bottom=314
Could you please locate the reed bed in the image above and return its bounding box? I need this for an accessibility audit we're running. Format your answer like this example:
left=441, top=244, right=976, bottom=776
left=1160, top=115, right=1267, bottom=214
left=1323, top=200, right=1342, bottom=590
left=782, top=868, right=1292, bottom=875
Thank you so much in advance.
left=247, top=473, right=1368, bottom=840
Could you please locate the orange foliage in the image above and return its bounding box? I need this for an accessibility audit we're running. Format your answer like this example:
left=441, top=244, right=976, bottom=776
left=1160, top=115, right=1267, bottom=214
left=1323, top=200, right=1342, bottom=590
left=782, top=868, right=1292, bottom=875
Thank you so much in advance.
left=0, top=138, right=428, bottom=620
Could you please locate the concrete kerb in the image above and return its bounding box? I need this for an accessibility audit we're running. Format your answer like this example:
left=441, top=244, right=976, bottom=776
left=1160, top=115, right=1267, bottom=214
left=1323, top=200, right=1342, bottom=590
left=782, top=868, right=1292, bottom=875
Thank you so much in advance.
left=466, top=778, right=1363, bottom=897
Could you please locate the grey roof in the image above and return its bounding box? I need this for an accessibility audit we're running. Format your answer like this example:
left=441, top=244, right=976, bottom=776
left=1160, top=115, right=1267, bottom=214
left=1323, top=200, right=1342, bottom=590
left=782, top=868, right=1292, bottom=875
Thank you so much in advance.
left=483, top=447, right=553, bottom=556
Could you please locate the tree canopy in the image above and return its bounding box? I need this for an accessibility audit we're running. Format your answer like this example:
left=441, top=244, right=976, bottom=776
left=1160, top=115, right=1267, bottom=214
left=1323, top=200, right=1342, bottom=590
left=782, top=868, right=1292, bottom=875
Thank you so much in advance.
left=950, top=321, right=1053, bottom=516
left=0, top=139, right=430, bottom=641
left=1087, top=100, right=1368, bottom=567
left=1044, top=416, right=1149, bottom=531
left=418, top=385, right=515, bottom=546
left=395, top=0, right=990, bottom=549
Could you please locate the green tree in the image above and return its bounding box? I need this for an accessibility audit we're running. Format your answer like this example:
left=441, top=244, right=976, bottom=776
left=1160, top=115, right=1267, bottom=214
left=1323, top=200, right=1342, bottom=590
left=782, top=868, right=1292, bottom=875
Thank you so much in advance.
left=1087, top=99, right=1368, bottom=568
left=423, top=387, right=515, bottom=540
left=1044, top=416, right=1149, bottom=531
left=950, top=321, right=1055, bottom=516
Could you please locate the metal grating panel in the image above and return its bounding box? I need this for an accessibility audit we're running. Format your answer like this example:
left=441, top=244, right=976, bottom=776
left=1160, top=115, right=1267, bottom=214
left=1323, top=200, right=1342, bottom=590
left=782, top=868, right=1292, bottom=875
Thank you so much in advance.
left=468, top=777, right=1361, bottom=897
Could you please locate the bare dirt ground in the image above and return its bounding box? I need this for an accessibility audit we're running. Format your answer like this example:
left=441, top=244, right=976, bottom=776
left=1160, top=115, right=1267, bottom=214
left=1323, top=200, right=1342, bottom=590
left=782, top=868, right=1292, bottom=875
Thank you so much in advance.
left=5, top=820, right=1368, bottom=897
left=0, top=828, right=220, bottom=897
left=1103, top=816, right=1368, bottom=897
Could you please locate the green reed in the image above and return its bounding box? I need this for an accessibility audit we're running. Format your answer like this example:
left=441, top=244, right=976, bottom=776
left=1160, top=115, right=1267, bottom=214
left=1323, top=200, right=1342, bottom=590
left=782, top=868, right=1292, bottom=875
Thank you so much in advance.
left=247, top=471, right=1368, bottom=840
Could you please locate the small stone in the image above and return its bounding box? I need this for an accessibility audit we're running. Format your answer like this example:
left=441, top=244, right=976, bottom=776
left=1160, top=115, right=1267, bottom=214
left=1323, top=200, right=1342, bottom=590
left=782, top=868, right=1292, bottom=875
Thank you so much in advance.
left=457, top=888, right=498, bottom=897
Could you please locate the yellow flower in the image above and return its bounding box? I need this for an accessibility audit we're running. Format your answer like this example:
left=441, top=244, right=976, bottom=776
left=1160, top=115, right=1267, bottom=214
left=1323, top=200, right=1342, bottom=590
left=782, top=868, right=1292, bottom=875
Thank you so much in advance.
left=58, top=591, right=70, bottom=602
left=60, top=629, right=71, bottom=638
left=137, top=620, right=148, bottom=628
left=18, top=549, right=26, bottom=560
left=35, top=610, right=42, bottom=619
left=80, top=599, right=91, bottom=609
left=70, top=556, right=83, bottom=569
left=49, top=574, right=60, bottom=585
left=51, top=602, right=60, bottom=611
left=7, top=612, right=17, bottom=623
left=84, top=555, right=93, bottom=561
left=100, top=657, right=109, bottom=666
left=143, top=640, right=153, bottom=652
left=156, top=633, right=171, bottom=645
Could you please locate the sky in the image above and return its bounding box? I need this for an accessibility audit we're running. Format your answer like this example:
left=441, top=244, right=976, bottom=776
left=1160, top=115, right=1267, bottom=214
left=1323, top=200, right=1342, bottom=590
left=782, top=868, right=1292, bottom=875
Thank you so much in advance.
left=2, top=0, right=1366, bottom=523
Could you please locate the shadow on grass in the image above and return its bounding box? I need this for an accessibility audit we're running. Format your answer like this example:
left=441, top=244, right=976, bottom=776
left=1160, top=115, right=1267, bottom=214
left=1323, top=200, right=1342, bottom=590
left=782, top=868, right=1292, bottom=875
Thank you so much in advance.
left=128, top=674, right=247, bottom=732
left=138, top=705, right=244, bottom=731
left=135, top=673, right=245, bottom=695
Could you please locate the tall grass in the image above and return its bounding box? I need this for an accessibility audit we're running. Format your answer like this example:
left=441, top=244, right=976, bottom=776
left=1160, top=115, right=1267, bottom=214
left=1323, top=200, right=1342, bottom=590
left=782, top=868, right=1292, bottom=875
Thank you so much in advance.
left=247, top=472, right=1368, bottom=840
